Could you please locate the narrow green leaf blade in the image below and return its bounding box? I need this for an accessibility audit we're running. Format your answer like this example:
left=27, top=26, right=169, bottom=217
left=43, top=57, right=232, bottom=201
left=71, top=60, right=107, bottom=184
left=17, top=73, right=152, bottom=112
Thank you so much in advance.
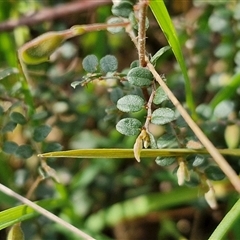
left=38, top=148, right=240, bottom=159
left=149, top=0, right=196, bottom=117
left=0, top=199, right=64, bottom=230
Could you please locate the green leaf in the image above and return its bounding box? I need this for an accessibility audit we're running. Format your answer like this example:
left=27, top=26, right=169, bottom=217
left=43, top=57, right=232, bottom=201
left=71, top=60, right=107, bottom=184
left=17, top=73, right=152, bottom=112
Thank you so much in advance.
left=149, top=1, right=196, bottom=117
left=155, top=156, right=176, bottom=166
left=205, top=166, right=225, bottom=181
left=191, top=155, right=207, bottom=167
left=153, top=86, right=168, bottom=105
left=110, top=87, right=124, bottom=104
left=151, top=108, right=175, bottom=125
left=0, top=199, right=65, bottom=230
left=2, top=141, right=18, bottom=154
left=116, top=118, right=142, bottom=136
left=213, top=100, right=234, bottom=119
left=107, top=17, right=125, bottom=34
left=0, top=67, right=19, bottom=81
left=209, top=197, right=240, bottom=240
left=117, top=95, right=145, bottom=112
left=196, top=104, right=213, bottom=120
left=130, top=60, right=139, bottom=69
left=19, top=31, right=71, bottom=65
left=157, top=134, right=177, bottom=148
left=82, top=54, right=98, bottom=73
left=33, top=125, right=51, bottom=142
left=129, top=12, right=149, bottom=31
left=15, top=145, right=33, bottom=159
left=10, top=112, right=27, bottom=125
left=100, top=55, right=118, bottom=73
left=1, top=121, right=17, bottom=133
left=43, top=142, right=63, bottom=153
left=150, top=46, right=171, bottom=65
left=127, top=67, right=153, bottom=87
left=7, top=224, right=24, bottom=240
left=111, top=1, right=133, bottom=18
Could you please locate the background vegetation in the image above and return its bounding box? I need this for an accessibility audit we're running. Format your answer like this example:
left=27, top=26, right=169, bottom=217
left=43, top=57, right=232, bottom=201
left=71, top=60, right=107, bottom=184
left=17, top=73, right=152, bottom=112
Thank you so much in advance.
left=0, top=0, right=240, bottom=239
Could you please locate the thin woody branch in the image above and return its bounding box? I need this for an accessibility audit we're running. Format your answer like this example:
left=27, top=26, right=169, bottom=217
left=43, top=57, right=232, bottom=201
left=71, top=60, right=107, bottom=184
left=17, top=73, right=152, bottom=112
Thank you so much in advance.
left=0, top=0, right=112, bottom=32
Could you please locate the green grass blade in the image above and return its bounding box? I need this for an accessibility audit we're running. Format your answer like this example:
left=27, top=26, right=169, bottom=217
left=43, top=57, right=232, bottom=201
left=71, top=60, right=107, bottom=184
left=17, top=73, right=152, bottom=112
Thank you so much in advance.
left=85, top=187, right=198, bottom=232
left=149, top=0, right=196, bottom=118
left=209, top=198, right=240, bottom=240
left=0, top=199, right=65, bottom=230
left=38, top=148, right=240, bottom=159
left=209, top=73, right=240, bottom=109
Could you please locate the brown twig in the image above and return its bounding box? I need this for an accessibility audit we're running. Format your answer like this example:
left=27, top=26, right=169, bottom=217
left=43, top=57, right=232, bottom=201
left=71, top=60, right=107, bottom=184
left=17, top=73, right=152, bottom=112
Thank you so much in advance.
left=0, top=0, right=112, bottom=32
left=137, top=0, right=148, bottom=67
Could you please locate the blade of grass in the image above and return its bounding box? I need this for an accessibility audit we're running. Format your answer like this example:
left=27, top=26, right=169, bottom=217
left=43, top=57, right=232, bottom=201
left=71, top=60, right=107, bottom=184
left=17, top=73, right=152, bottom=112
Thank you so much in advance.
left=209, top=198, right=240, bottom=240
left=0, top=199, right=64, bottom=230
left=0, top=183, right=95, bottom=240
left=148, top=0, right=196, bottom=119
left=38, top=148, right=240, bottom=158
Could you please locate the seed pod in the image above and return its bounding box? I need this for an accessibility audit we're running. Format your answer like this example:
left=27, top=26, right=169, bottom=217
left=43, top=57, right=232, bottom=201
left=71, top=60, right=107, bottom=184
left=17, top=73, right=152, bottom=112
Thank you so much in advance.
left=7, top=223, right=25, bottom=240
left=19, top=30, right=74, bottom=65
left=204, top=179, right=217, bottom=209
left=224, top=124, right=240, bottom=149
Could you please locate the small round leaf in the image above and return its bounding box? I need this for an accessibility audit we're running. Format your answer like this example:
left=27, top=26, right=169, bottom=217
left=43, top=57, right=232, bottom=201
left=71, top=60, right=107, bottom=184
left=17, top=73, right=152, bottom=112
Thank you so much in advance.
left=82, top=54, right=98, bottom=73
left=43, top=142, right=63, bottom=152
left=116, top=118, right=142, bottom=136
left=100, top=55, right=118, bottom=73
left=15, top=145, right=33, bottom=159
left=157, top=134, right=177, bottom=148
left=155, top=157, right=176, bottom=167
left=205, top=166, right=225, bottom=181
left=151, top=108, right=175, bottom=125
left=110, top=87, right=124, bottom=104
left=3, top=141, right=19, bottom=154
left=107, top=17, right=125, bottom=34
left=33, top=125, right=51, bottom=142
left=2, top=121, right=17, bottom=133
left=117, top=95, right=145, bottom=112
left=10, top=112, right=27, bottom=125
left=153, top=86, right=168, bottom=105
left=111, top=1, right=133, bottom=18
left=130, top=60, right=139, bottom=69
left=192, top=155, right=207, bottom=167
left=127, top=67, right=153, bottom=87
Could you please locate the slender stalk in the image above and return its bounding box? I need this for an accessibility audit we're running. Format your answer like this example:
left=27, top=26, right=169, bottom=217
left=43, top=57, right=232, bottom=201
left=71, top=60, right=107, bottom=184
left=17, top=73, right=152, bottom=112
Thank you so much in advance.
left=0, top=183, right=95, bottom=240
left=146, top=61, right=240, bottom=193
left=71, top=22, right=130, bottom=36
